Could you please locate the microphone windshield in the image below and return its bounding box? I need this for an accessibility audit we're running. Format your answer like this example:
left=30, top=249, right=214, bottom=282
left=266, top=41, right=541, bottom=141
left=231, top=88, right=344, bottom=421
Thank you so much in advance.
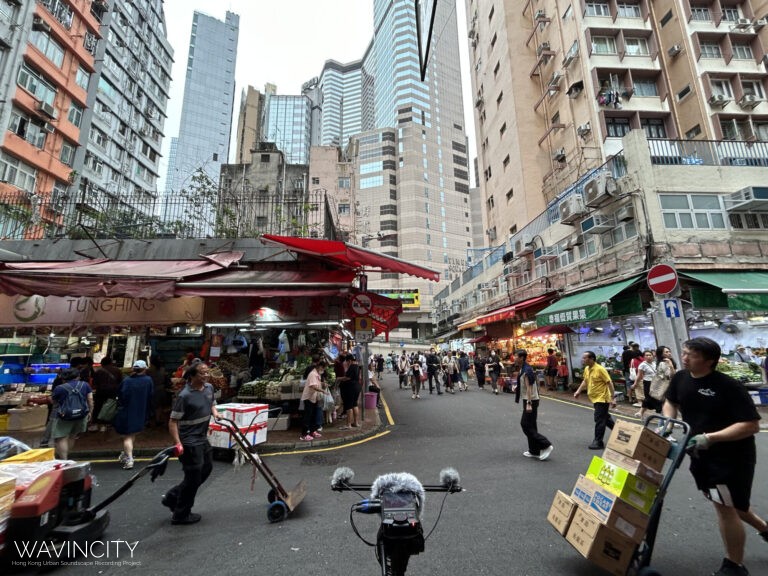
left=331, top=466, right=355, bottom=489
left=439, top=467, right=460, bottom=490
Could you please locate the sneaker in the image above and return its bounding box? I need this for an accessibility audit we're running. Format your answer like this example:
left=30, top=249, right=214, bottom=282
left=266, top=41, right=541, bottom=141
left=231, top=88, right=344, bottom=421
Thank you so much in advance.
left=299, top=434, right=314, bottom=441
left=416, top=395, right=420, bottom=399
left=171, top=512, right=202, bottom=526
left=122, top=458, right=134, bottom=470
left=316, top=427, right=323, bottom=432
left=712, top=557, right=750, bottom=576
left=118, top=451, right=127, bottom=464
left=494, top=390, right=499, bottom=395
left=588, top=442, right=604, bottom=450
left=312, top=431, right=322, bottom=438
left=161, top=494, right=177, bottom=510
left=539, top=445, right=554, bottom=461
left=412, top=394, right=416, bottom=399
left=523, top=451, right=537, bottom=458
left=632, top=402, right=642, bottom=408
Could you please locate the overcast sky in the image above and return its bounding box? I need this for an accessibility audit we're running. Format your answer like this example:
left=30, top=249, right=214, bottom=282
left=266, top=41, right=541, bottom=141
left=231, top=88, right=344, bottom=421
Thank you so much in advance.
left=158, top=0, right=474, bottom=187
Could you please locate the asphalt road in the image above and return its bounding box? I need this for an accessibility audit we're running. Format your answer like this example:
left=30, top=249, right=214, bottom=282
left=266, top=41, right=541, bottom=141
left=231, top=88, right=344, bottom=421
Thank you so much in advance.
left=14, top=372, right=768, bottom=576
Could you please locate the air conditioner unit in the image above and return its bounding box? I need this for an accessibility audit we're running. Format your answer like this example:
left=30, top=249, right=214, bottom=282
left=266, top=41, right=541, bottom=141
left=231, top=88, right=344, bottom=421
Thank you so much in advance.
left=537, top=42, right=551, bottom=57
left=581, top=213, right=616, bottom=234
left=738, top=94, right=760, bottom=109
left=474, top=96, right=484, bottom=109
left=36, top=101, right=57, bottom=119
left=471, top=38, right=478, bottom=48
left=562, top=53, right=575, bottom=67
left=553, top=148, right=566, bottom=162
left=502, top=251, right=516, bottom=264
left=734, top=17, right=752, bottom=29
left=668, top=44, right=682, bottom=57
left=559, top=194, right=587, bottom=224
left=723, top=186, right=768, bottom=212
left=584, top=173, right=618, bottom=207
left=709, top=94, right=730, bottom=108
left=486, top=228, right=497, bottom=240
left=549, top=71, right=564, bottom=87
left=468, top=28, right=477, bottom=39
left=42, top=122, right=55, bottom=134
left=577, top=122, right=592, bottom=137
left=515, top=239, right=534, bottom=256
left=32, top=16, right=51, bottom=33
left=534, top=246, right=558, bottom=261
left=506, top=261, right=531, bottom=277
left=753, top=19, right=767, bottom=30
left=615, top=205, right=635, bottom=222
left=567, top=233, right=585, bottom=249
left=535, top=9, right=547, bottom=20
left=478, top=282, right=492, bottom=291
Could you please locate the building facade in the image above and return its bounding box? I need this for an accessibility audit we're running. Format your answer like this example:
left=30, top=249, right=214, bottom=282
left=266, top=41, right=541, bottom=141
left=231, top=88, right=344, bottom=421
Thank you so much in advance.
left=308, top=145, right=355, bottom=241
left=0, top=0, right=100, bottom=239
left=263, top=94, right=312, bottom=165
left=313, top=58, right=371, bottom=147
left=72, top=0, right=173, bottom=226
left=234, top=84, right=268, bottom=165
left=466, top=0, right=768, bottom=246
left=165, top=10, right=239, bottom=195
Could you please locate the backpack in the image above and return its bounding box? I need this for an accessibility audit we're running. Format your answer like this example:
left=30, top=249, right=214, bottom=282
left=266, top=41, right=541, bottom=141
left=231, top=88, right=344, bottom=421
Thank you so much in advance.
left=57, top=381, right=89, bottom=421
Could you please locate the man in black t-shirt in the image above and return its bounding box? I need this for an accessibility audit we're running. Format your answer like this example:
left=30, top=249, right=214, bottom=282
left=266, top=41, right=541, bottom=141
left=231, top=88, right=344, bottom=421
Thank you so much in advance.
left=664, top=337, right=767, bottom=576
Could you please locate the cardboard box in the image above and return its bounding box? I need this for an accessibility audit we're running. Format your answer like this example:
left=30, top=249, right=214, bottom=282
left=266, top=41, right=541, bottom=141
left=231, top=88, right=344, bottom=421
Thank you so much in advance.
left=1, top=448, right=54, bottom=464
left=213, top=403, right=269, bottom=428
left=547, top=490, right=577, bottom=535
left=566, top=508, right=637, bottom=576
left=7, top=405, right=48, bottom=431
left=606, top=419, right=670, bottom=472
left=602, top=448, right=664, bottom=486
left=267, top=414, right=290, bottom=431
left=586, top=456, right=658, bottom=514
left=207, top=423, right=232, bottom=449
left=571, top=475, right=649, bottom=543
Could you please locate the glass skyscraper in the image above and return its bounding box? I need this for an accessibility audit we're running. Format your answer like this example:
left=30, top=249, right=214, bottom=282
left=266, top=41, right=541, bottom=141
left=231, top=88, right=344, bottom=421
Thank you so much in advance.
left=263, top=95, right=312, bottom=165
left=316, top=59, right=369, bottom=147
left=165, top=10, right=239, bottom=194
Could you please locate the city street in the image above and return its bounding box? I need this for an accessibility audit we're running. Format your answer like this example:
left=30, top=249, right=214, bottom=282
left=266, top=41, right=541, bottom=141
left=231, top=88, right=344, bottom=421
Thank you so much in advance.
left=37, top=373, right=768, bottom=576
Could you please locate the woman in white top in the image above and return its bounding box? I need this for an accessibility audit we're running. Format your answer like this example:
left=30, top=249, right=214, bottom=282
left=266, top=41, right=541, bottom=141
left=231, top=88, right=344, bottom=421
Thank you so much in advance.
left=632, top=350, right=658, bottom=420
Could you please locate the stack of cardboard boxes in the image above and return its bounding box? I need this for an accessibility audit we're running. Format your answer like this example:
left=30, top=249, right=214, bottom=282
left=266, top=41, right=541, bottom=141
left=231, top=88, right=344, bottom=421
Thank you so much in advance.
left=548, top=420, right=671, bottom=575
left=207, top=403, right=270, bottom=448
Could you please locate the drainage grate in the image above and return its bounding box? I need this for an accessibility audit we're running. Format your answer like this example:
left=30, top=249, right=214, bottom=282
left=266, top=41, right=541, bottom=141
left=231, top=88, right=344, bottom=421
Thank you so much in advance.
left=301, top=454, right=342, bottom=466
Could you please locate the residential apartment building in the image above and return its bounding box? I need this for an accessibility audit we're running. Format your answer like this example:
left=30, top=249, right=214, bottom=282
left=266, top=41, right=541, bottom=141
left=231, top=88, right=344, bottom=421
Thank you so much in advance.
left=164, top=10, right=238, bottom=195
left=0, top=0, right=100, bottom=239
left=73, top=0, right=173, bottom=226
left=467, top=0, right=768, bottom=244
left=308, top=145, right=355, bottom=240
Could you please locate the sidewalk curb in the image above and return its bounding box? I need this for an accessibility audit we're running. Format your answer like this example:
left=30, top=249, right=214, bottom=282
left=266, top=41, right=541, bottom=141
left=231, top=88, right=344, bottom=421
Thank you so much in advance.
left=69, top=410, right=388, bottom=459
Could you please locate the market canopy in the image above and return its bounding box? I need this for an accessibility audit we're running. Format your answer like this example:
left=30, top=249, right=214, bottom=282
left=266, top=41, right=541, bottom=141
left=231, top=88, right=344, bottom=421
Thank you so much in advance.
left=476, top=294, right=552, bottom=325
left=536, top=277, right=641, bottom=327
left=524, top=325, right=575, bottom=337
left=260, top=234, right=440, bottom=282
left=457, top=316, right=482, bottom=331
left=0, top=252, right=244, bottom=300
left=467, top=334, right=490, bottom=344
left=175, top=269, right=357, bottom=298
left=682, top=271, right=768, bottom=311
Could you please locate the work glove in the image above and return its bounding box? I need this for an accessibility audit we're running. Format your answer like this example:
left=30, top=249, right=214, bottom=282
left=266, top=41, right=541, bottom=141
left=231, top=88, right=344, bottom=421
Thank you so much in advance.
left=685, top=434, right=711, bottom=457
left=174, top=443, right=184, bottom=457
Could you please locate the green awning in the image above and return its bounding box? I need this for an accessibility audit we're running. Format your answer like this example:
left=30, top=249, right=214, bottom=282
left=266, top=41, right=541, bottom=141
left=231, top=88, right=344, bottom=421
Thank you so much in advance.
left=683, top=271, right=768, bottom=311
left=536, top=277, right=641, bottom=327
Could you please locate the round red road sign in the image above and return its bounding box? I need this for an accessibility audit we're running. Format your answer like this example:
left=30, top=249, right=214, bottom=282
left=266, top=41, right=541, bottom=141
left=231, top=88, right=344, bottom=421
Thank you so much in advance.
left=647, top=264, right=678, bottom=295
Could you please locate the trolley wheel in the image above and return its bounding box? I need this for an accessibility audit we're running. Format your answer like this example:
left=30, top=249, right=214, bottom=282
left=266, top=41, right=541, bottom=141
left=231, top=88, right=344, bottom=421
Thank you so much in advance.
left=637, top=567, right=662, bottom=576
left=267, top=488, right=277, bottom=503
left=267, top=500, right=288, bottom=523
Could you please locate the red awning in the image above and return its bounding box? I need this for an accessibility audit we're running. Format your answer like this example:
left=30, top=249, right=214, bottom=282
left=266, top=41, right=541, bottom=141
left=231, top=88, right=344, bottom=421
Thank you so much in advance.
left=260, top=234, right=440, bottom=282
left=468, top=334, right=490, bottom=344
left=0, top=252, right=243, bottom=300
left=476, top=294, right=552, bottom=326
left=175, top=268, right=356, bottom=297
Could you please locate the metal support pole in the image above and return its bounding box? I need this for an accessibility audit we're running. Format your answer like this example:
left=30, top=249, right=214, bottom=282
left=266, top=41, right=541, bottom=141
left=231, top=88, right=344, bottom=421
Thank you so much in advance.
left=361, top=342, right=369, bottom=421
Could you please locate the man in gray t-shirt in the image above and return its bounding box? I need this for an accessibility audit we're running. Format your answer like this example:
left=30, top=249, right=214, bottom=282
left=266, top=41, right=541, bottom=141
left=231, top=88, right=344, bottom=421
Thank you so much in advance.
left=163, top=363, right=220, bottom=525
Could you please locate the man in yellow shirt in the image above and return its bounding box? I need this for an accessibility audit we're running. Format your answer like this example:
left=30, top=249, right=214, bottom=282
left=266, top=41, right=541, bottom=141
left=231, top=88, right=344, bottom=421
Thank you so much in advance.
left=573, top=351, right=617, bottom=449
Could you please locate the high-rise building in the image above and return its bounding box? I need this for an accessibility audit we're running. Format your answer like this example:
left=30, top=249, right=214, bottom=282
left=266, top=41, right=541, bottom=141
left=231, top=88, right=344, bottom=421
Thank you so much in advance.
left=234, top=85, right=266, bottom=165
left=165, top=10, right=239, bottom=195
left=466, top=0, right=768, bottom=244
left=72, top=0, right=173, bottom=223
left=351, top=0, right=471, bottom=336
left=313, top=58, right=371, bottom=147
left=263, top=94, right=312, bottom=164
left=0, top=0, right=100, bottom=239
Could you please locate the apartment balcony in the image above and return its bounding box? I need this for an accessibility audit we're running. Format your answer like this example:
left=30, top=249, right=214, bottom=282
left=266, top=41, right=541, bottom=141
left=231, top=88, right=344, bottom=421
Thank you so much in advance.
left=647, top=138, right=768, bottom=167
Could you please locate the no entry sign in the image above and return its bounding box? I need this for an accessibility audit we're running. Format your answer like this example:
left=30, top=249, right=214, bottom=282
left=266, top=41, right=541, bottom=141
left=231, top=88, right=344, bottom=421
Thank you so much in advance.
left=647, top=264, right=678, bottom=295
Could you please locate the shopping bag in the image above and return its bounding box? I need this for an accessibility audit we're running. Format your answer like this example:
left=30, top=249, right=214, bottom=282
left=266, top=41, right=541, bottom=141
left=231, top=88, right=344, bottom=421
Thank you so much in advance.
left=98, top=398, right=119, bottom=422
